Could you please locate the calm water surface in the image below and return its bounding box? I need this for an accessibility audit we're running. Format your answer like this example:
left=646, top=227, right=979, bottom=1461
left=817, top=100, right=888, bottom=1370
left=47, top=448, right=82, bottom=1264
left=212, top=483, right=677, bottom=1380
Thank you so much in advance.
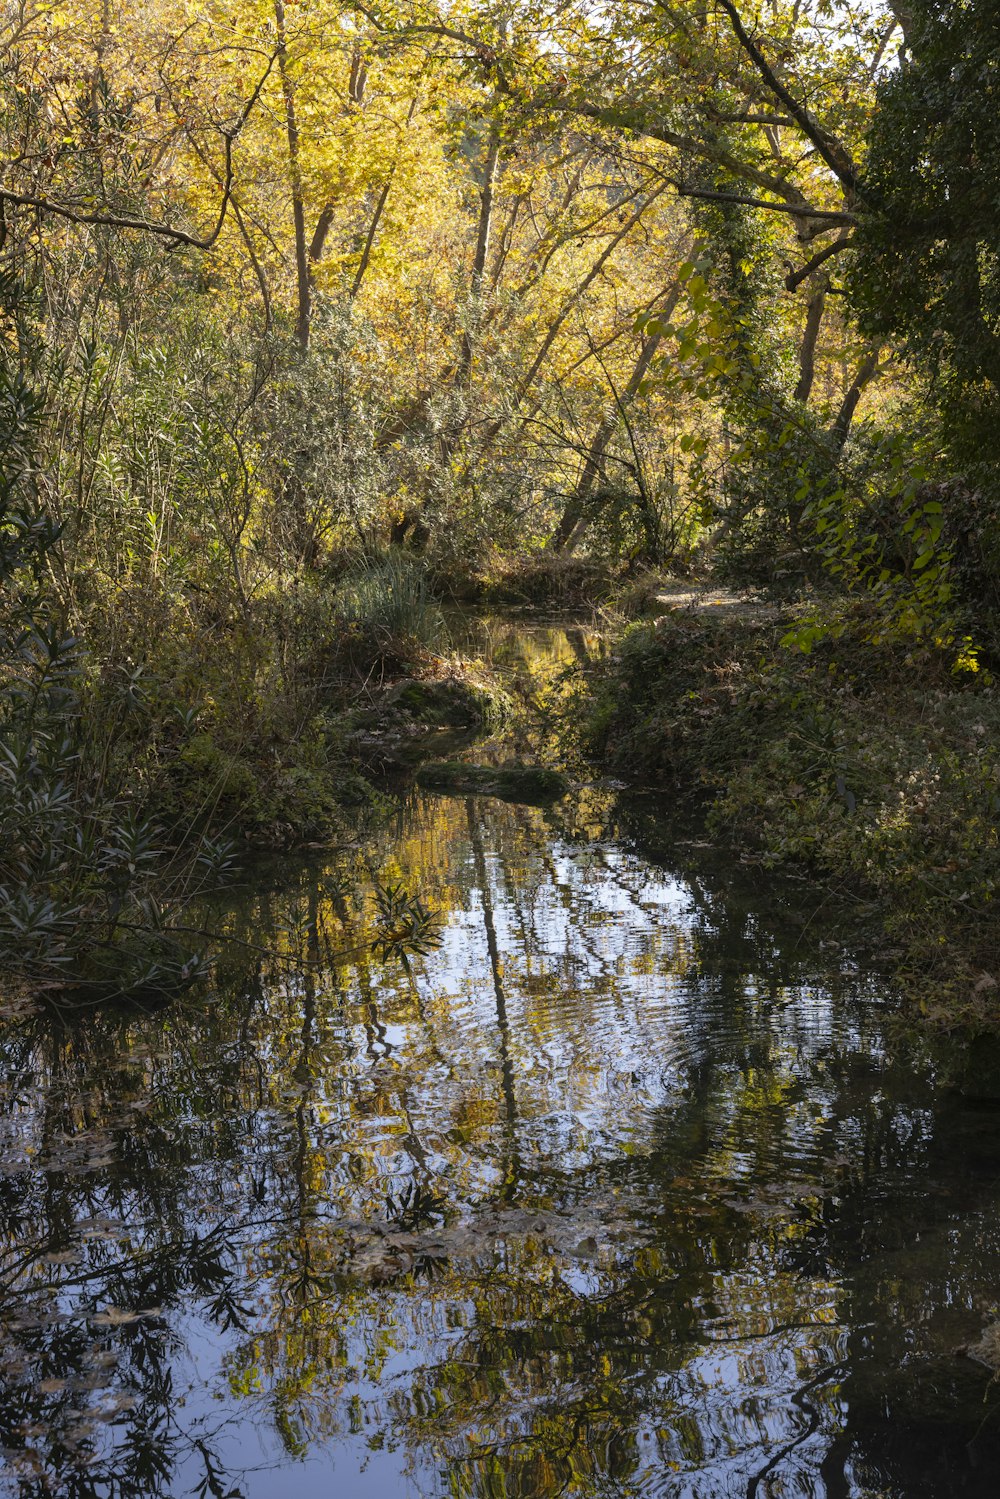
left=2, top=667, right=1000, bottom=1495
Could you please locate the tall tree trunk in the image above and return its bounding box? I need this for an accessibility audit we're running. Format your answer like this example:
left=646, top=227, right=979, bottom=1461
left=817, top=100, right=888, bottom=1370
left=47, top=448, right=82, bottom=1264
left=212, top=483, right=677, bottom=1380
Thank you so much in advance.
left=831, top=346, right=881, bottom=449
left=275, top=0, right=310, bottom=351
left=552, top=273, right=685, bottom=551
left=456, top=128, right=501, bottom=385
left=794, top=276, right=828, bottom=404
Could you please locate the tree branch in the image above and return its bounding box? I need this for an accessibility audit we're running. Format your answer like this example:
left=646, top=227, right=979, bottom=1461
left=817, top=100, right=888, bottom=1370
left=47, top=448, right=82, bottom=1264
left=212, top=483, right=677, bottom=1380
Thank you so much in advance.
left=0, top=51, right=277, bottom=250
left=308, top=205, right=336, bottom=266
left=669, top=181, right=855, bottom=228
left=707, top=111, right=794, bottom=127
left=348, top=2, right=513, bottom=90
left=785, top=233, right=852, bottom=291
left=794, top=276, right=827, bottom=403
left=711, top=0, right=864, bottom=201
left=566, top=97, right=817, bottom=212
left=0, top=180, right=231, bottom=250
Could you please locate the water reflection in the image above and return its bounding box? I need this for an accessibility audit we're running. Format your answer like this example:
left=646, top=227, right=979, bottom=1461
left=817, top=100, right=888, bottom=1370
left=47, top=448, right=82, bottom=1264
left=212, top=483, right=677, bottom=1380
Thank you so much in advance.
left=1, top=787, right=999, bottom=1497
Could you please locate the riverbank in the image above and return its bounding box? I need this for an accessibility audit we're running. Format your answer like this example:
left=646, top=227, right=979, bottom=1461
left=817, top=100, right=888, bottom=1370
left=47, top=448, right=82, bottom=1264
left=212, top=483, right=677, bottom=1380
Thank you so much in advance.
left=0, top=562, right=513, bottom=999
left=582, top=602, right=1000, bottom=1029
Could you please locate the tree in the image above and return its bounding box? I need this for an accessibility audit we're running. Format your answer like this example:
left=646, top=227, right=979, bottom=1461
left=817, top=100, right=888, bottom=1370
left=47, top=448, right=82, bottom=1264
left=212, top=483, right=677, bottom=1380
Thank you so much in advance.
left=854, top=0, right=1000, bottom=442
left=848, top=0, right=1000, bottom=637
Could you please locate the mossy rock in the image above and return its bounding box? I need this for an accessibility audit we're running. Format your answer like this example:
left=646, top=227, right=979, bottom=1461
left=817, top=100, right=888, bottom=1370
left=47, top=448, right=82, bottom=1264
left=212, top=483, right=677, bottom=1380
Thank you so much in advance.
left=415, top=761, right=568, bottom=804
left=382, top=675, right=508, bottom=730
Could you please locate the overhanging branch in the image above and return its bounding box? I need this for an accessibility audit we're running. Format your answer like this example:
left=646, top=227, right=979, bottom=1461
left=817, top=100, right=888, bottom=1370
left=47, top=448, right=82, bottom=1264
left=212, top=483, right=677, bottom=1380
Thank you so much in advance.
left=710, top=0, right=864, bottom=202
left=566, top=97, right=816, bottom=212
left=0, top=49, right=277, bottom=251
left=670, top=181, right=856, bottom=229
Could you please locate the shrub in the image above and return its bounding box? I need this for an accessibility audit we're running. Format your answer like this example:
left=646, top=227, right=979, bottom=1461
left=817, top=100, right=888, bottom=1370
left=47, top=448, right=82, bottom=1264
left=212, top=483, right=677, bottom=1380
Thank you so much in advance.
left=333, top=551, right=448, bottom=662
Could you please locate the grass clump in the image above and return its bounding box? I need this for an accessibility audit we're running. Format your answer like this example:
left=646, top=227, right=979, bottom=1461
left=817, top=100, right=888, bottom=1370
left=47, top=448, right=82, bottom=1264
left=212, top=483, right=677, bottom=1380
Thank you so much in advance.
left=333, top=552, right=449, bottom=667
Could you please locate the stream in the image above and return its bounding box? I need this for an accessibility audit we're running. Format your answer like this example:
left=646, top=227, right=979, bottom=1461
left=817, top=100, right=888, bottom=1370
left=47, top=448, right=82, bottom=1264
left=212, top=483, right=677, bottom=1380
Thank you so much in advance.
left=1, top=624, right=1000, bottom=1497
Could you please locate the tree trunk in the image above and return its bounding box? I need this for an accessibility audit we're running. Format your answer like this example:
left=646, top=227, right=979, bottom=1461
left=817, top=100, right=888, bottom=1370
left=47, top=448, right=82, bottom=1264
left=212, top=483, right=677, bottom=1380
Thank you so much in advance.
left=794, top=276, right=828, bottom=403
left=831, top=346, right=880, bottom=449
left=308, top=206, right=335, bottom=270
left=275, top=0, right=310, bottom=351
left=456, top=128, right=501, bottom=384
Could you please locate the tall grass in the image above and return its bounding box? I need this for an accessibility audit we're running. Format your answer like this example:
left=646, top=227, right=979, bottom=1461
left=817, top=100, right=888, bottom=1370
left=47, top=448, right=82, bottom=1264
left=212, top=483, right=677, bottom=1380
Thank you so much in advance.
left=335, top=551, right=449, bottom=657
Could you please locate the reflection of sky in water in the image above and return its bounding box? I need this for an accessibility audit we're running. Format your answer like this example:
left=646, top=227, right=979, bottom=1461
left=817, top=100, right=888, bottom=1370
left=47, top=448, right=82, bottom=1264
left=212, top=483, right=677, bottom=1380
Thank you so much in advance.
left=1, top=791, right=999, bottom=1497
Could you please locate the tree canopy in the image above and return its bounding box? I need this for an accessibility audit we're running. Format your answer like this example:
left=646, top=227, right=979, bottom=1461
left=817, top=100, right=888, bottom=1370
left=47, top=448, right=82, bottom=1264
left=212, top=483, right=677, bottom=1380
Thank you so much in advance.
left=0, top=0, right=999, bottom=986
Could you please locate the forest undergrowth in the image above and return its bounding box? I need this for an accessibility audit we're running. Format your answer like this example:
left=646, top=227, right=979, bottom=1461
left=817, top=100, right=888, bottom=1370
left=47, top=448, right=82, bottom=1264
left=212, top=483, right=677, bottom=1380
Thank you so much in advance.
left=580, top=600, right=1000, bottom=1029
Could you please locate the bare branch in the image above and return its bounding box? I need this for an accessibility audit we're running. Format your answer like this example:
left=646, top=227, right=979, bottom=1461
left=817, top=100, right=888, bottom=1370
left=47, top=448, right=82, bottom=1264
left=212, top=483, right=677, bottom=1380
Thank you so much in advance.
left=0, top=183, right=228, bottom=250
left=785, top=233, right=852, bottom=291
left=0, top=51, right=277, bottom=250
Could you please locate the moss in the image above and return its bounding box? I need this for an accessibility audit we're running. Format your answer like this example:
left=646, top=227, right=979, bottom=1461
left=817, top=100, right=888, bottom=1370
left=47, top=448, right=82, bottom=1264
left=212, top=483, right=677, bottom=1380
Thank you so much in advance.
left=355, top=669, right=511, bottom=737
left=415, top=761, right=568, bottom=804
left=386, top=677, right=494, bottom=727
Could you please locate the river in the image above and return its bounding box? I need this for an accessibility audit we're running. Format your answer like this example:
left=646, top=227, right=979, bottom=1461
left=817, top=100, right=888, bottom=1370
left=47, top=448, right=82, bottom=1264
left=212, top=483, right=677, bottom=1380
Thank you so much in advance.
left=1, top=624, right=999, bottom=1497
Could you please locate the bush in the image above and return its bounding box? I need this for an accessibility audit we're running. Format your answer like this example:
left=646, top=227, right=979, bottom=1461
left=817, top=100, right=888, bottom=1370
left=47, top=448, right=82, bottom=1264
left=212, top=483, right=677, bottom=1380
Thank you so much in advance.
left=0, top=282, right=236, bottom=995
left=585, top=606, right=1000, bottom=1023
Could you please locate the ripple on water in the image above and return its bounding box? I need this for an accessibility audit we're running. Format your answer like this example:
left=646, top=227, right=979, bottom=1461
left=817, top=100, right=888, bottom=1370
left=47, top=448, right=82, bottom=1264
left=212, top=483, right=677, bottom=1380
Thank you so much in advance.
left=1, top=784, right=1000, bottom=1497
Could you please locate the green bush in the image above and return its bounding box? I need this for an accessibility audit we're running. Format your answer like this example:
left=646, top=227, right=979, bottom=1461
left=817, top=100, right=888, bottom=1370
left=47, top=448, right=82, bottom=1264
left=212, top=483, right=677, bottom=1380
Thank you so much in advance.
left=585, top=607, right=1000, bottom=1022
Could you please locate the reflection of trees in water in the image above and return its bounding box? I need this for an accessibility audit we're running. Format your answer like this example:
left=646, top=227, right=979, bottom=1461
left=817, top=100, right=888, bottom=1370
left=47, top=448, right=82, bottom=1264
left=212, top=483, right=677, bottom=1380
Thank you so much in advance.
left=466, top=799, right=521, bottom=1201
left=0, top=791, right=998, bottom=1495
left=0, top=1008, right=257, bottom=1496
